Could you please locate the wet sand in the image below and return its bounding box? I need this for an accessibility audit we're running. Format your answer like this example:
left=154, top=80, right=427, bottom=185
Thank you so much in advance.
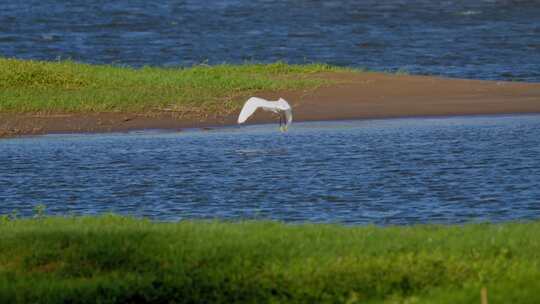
left=1, top=72, right=540, bottom=137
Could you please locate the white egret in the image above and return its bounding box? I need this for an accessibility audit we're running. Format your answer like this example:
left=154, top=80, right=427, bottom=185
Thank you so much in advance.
left=237, top=97, right=293, bottom=131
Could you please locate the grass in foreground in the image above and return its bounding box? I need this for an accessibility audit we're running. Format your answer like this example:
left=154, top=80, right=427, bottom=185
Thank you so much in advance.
left=0, top=58, right=350, bottom=115
left=1, top=215, right=540, bottom=303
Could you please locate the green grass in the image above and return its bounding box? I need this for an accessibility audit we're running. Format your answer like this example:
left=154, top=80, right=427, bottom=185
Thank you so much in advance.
left=0, top=58, right=350, bottom=115
left=1, top=215, right=540, bottom=303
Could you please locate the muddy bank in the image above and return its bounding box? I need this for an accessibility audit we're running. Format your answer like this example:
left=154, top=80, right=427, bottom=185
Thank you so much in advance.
left=2, top=72, right=540, bottom=138
left=0, top=113, right=236, bottom=138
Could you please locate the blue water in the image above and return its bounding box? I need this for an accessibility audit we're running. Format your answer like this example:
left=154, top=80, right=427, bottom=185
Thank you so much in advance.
left=1, top=0, right=540, bottom=81
left=1, top=115, right=540, bottom=224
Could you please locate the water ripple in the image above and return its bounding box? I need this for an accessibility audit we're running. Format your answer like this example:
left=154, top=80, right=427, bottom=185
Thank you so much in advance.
left=1, top=1, right=539, bottom=81
left=1, top=115, right=540, bottom=224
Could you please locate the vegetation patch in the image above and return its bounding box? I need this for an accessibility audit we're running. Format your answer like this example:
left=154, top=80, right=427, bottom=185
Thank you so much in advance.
left=0, top=58, right=350, bottom=115
left=1, top=215, right=539, bottom=303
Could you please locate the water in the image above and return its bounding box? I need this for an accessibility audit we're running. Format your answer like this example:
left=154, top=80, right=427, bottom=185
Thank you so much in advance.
left=1, top=115, right=540, bottom=225
left=1, top=1, right=540, bottom=81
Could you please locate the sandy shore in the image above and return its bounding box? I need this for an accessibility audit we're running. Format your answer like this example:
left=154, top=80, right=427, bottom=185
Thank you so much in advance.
left=2, top=72, right=540, bottom=137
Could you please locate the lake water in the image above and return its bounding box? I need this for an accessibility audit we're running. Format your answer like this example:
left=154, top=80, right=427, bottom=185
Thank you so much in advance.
left=1, top=0, right=540, bottom=81
left=1, top=115, right=540, bottom=225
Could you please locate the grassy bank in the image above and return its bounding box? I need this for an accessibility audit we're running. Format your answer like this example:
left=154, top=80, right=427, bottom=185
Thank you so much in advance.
left=0, top=58, right=348, bottom=115
left=1, top=216, right=540, bottom=303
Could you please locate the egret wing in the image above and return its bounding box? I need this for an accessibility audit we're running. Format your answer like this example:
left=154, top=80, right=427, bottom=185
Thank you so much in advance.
left=238, top=97, right=270, bottom=124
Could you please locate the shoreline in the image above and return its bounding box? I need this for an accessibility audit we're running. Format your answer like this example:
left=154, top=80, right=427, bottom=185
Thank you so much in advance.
left=2, top=72, right=540, bottom=138
left=3, top=112, right=540, bottom=139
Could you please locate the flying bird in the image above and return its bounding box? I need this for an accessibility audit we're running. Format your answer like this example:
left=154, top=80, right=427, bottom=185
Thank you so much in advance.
left=237, top=97, right=293, bottom=131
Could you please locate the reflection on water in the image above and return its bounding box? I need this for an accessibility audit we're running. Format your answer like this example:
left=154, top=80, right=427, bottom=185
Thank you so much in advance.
left=1, top=115, right=540, bottom=225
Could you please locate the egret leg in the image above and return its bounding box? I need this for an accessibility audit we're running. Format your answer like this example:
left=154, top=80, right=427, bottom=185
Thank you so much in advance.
left=279, top=112, right=287, bottom=132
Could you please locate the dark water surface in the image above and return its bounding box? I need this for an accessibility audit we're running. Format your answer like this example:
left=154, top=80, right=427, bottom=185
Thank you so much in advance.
left=1, top=1, right=540, bottom=81
left=1, top=115, right=540, bottom=224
